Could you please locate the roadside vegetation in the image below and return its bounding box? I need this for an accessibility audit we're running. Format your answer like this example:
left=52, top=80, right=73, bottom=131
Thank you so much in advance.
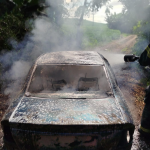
left=0, top=0, right=122, bottom=52
left=0, top=0, right=45, bottom=51
left=106, top=0, right=150, bottom=56
left=62, top=19, right=121, bottom=49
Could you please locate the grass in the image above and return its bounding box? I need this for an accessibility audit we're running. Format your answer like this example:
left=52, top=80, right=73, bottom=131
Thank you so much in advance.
left=121, top=33, right=130, bottom=37
left=140, top=76, right=150, bottom=86
left=121, top=47, right=131, bottom=53
left=62, top=18, right=121, bottom=49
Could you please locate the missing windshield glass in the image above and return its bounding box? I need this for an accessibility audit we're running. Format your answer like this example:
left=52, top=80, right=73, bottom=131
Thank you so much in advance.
left=52, top=79, right=67, bottom=91
left=27, top=65, right=111, bottom=97
left=77, top=77, right=99, bottom=91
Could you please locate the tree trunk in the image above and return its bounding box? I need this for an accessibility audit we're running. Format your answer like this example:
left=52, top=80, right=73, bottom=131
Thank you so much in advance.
left=77, top=0, right=87, bottom=27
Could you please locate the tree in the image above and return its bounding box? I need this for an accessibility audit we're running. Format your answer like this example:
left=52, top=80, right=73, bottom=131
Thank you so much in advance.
left=119, top=0, right=149, bottom=22
left=118, top=0, right=150, bottom=55
left=68, top=0, right=109, bottom=49
left=74, top=0, right=111, bottom=26
left=0, top=0, right=69, bottom=51
left=106, top=12, right=133, bottom=33
left=0, top=0, right=46, bottom=51
left=106, top=0, right=150, bottom=33
left=45, top=0, right=69, bottom=25
left=0, top=0, right=15, bottom=18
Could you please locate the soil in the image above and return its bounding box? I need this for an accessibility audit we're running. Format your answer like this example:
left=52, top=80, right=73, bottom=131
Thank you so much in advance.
left=99, top=34, right=137, bottom=53
left=95, top=34, right=150, bottom=149
left=116, top=65, right=150, bottom=149
left=0, top=34, right=150, bottom=149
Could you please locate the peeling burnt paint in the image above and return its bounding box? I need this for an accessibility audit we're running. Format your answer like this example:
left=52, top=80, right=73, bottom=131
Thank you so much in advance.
left=10, top=129, right=125, bottom=150
left=1, top=51, right=135, bottom=150
left=100, top=54, right=133, bottom=124
left=9, top=97, right=124, bottom=125
left=36, top=51, right=104, bottom=65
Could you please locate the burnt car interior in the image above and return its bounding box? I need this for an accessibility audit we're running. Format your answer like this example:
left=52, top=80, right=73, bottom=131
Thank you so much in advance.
left=77, top=77, right=99, bottom=91
left=27, top=65, right=112, bottom=97
left=52, top=79, right=67, bottom=91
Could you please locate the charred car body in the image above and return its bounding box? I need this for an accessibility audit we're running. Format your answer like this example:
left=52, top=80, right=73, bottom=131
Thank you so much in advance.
left=2, top=51, right=135, bottom=150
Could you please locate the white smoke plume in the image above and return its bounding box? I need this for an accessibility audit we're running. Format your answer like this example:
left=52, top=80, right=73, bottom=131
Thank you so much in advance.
left=0, top=1, right=137, bottom=99
left=0, top=8, right=78, bottom=98
left=4, top=61, right=31, bottom=98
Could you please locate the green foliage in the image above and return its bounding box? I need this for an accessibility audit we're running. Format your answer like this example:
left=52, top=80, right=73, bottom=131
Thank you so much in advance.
left=62, top=19, right=121, bottom=49
left=12, top=0, right=45, bottom=18
left=0, top=0, right=46, bottom=51
left=140, top=77, right=150, bottom=86
left=12, top=0, right=40, bottom=6
left=0, top=12, right=27, bottom=50
left=0, top=0, right=68, bottom=51
left=74, top=0, right=111, bottom=16
left=133, top=21, right=150, bottom=43
left=70, top=0, right=110, bottom=27
left=106, top=0, right=150, bottom=34
left=82, top=26, right=121, bottom=48
left=119, top=0, right=149, bottom=21
left=46, top=0, right=69, bottom=26
left=106, top=13, right=133, bottom=33
left=132, top=37, right=148, bottom=56
left=130, top=2, right=150, bottom=58
left=121, top=47, right=128, bottom=53
left=121, top=33, right=130, bottom=37
left=0, top=0, right=44, bottom=19
left=0, top=0, right=15, bottom=18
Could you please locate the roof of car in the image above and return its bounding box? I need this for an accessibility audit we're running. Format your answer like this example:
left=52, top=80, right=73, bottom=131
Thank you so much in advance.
left=36, top=51, right=104, bottom=65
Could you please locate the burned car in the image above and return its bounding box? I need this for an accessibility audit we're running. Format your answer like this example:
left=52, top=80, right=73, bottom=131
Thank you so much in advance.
left=1, top=51, right=135, bottom=150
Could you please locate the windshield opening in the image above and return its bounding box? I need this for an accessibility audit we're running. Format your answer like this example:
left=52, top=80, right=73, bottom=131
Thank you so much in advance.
left=27, top=65, right=112, bottom=98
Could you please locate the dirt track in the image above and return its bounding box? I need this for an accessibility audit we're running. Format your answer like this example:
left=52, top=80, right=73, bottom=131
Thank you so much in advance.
left=94, top=34, right=150, bottom=149
left=99, top=34, right=137, bottom=53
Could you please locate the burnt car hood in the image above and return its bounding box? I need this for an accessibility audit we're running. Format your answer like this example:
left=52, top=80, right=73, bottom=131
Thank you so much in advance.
left=9, top=96, right=129, bottom=125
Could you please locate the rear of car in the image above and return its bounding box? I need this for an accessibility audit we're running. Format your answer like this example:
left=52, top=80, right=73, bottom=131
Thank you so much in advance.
left=3, top=97, right=134, bottom=150
left=1, top=51, right=134, bottom=150
left=9, top=124, right=133, bottom=150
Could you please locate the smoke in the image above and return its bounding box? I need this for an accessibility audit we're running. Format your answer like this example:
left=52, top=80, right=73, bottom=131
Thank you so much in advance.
left=0, top=0, right=140, bottom=99
left=28, top=64, right=111, bottom=95
left=0, top=5, right=80, bottom=98
left=103, top=52, right=125, bottom=74
left=92, top=48, right=126, bottom=74
left=0, top=13, right=125, bottom=99
left=4, top=61, right=31, bottom=98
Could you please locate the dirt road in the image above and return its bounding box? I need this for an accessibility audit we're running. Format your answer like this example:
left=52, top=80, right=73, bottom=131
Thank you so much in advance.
left=99, top=34, right=137, bottom=53
left=94, top=34, right=150, bottom=149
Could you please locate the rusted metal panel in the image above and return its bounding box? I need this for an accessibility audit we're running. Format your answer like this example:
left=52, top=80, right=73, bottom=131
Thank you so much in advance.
left=10, top=128, right=124, bottom=150
left=9, top=97, right=124, bottom=125
left=101, top=55, right=134, bottom=124
left=1, top=51, right=135, bottom=150
left=36, top=51, right=104, bottom=65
